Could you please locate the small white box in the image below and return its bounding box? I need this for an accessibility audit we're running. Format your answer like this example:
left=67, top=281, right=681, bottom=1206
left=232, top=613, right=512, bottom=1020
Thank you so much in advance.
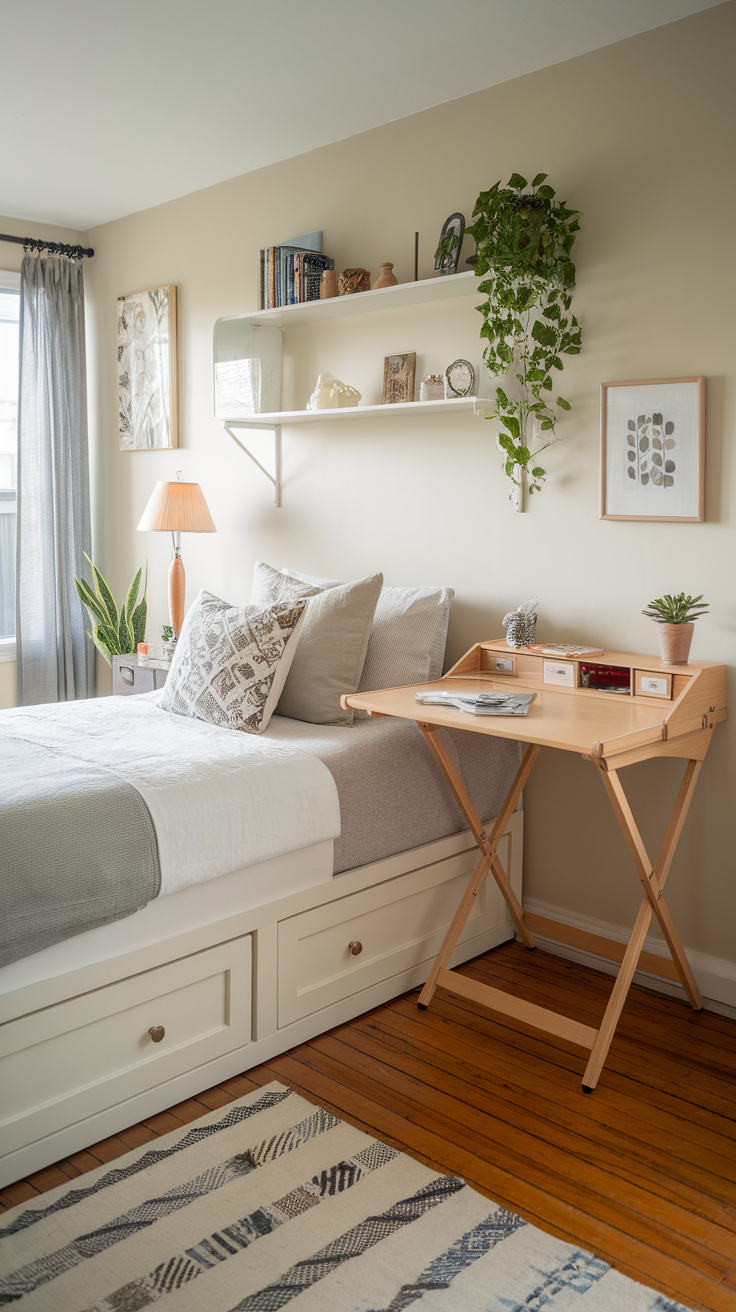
left=543, top=660, right=575, bottom=688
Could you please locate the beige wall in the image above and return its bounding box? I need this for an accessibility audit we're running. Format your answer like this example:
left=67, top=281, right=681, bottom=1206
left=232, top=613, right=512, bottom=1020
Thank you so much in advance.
left=0, top=214, right=90, bottom=708
left=87, top=5, right=735, bottom=959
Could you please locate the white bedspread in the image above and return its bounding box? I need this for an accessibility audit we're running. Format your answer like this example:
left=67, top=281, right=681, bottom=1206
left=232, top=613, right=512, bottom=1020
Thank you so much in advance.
left=1, top=695, right=340, bottom=896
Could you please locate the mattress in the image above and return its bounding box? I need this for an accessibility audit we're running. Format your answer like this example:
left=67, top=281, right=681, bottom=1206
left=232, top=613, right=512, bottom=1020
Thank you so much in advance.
left=267, top=713, right=525, bottom=873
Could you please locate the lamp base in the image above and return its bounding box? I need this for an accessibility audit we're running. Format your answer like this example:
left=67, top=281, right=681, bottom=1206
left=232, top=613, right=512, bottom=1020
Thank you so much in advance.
left=168, top=553, right=185, bottom=638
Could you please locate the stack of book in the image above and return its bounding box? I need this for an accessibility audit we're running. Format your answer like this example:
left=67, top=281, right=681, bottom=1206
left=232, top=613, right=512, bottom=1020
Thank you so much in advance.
left=259, top=232, right=335, bottom=310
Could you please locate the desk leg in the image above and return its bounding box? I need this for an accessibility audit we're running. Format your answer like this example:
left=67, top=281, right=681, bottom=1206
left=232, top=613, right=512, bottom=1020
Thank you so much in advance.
left=417, top=734, right=538, bottom=1009
left=581, top=759, right=703, bottom=1092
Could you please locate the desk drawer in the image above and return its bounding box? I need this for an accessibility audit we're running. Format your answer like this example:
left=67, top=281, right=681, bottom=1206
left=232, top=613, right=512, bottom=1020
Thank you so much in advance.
left=277, top=836, right=514, bottom=1027
left=635, top=670, right=673, bottom=699
left=0, top=936, right=251, bottom=1156
left=543, top=660, right=576, bottom=688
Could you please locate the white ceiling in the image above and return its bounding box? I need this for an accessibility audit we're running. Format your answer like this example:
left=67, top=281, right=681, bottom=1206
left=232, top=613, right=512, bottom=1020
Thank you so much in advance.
left=1, top=0, right=724, bottom=232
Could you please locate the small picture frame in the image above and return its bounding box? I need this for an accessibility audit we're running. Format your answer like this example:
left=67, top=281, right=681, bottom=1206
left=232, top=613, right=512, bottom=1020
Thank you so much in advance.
left=601, top=377, right=705, bottom=522
left=434, top=213, right=465, bottom=276
left=382, top=352, right=416, bottom=405
left=118, top=285, right=178, bottom=450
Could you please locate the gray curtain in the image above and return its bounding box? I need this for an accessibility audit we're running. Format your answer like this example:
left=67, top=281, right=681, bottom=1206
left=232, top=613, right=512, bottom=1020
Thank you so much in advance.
left=16, top=255, right=93, bottom=704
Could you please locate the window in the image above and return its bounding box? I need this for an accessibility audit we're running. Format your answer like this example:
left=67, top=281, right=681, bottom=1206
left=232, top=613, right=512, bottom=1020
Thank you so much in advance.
left=0, top=271, right=19, bottom=656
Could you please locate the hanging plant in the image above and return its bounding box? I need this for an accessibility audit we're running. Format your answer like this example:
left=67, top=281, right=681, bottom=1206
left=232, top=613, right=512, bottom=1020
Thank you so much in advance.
left=467, top=172, right=582, bottom=506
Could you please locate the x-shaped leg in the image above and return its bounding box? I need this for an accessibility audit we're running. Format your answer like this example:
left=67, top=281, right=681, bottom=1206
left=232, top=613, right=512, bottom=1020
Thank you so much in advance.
left=414, top=720, right=705, bottom=1094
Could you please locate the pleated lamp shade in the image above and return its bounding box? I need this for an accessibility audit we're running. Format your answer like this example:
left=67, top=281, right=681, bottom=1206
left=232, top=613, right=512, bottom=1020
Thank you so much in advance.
left=137, top=481, right=216, bottom=534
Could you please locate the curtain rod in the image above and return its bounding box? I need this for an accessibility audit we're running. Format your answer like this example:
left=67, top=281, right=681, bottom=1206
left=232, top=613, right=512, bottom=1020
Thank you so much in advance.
left=0, top=232, right=94, bottom=260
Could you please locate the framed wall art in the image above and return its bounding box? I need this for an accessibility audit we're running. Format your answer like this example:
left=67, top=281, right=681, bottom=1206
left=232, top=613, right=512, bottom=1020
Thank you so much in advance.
left=381, top=352, right=416, bottom=405
left=600, top=376, right=705, bottom=522
left=118, top=285, right=178, bottom=450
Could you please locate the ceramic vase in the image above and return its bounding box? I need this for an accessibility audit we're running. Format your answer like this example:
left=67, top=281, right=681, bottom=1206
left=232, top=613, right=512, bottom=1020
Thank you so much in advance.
left=373, top=262, right=398, bottom=289
left=319, top=269, right=337, bottom=299
left=656, top=622, right=694, bottom=665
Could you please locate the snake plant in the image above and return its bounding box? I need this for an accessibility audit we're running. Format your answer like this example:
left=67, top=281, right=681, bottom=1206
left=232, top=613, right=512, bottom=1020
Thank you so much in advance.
left=76, top=554, right=147, bottom=664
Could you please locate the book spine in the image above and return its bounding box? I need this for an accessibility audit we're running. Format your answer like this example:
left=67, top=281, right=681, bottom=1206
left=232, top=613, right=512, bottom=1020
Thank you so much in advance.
left=259, top=248, right=264, bottom=311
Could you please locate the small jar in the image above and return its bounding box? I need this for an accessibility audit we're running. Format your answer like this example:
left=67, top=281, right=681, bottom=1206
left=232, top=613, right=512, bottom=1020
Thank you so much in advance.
left=319, top=269, right=337, bottom=299
left=420, top=374, right=445, bottom=402
left=137, top=642, right=149, bottom=665
left=504, top=614, right=537, bottom=647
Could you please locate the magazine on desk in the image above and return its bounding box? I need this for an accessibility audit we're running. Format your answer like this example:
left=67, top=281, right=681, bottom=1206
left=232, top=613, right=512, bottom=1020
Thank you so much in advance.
left=415, top=690, right=537, bottom=717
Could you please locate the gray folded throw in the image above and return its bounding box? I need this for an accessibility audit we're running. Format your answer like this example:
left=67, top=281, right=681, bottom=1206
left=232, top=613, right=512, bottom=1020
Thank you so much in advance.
left=0, top=733, right=161, bottom=968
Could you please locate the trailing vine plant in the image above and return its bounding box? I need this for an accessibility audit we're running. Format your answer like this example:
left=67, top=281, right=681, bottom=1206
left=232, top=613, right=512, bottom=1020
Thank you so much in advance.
left=467, top=172, right=582, bottom=504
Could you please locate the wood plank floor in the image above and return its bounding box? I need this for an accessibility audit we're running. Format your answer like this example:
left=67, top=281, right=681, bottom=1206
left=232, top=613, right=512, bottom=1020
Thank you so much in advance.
left=3, top=942, right=736, bottom=1310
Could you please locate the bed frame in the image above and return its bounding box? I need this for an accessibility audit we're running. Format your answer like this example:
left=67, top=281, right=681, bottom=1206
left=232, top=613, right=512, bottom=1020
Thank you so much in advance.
left=0, top=812, right=522, bottom=1189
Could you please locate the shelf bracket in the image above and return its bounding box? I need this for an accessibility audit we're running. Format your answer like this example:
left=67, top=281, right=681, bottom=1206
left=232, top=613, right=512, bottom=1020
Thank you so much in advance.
left=225, top=421, right=281, bottom=507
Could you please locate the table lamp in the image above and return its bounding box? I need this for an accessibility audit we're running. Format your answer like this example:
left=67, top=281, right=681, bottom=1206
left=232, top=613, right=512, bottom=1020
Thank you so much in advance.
left=137, top=479, right=216, bottom=638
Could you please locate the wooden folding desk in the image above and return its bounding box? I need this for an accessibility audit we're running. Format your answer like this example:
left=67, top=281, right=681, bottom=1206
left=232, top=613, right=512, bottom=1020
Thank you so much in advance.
left=342, top=640, right=726, bottom=1091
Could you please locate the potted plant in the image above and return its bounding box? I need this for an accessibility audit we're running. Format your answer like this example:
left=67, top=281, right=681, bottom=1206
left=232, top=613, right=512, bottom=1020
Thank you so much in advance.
left=467, top=173, right=582, bottom=509
left=75, top=554, right=147, bottom=664
left=642, top=593, right=708, bottom=665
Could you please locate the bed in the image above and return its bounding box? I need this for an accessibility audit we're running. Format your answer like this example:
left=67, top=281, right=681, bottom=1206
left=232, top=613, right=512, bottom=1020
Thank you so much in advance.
left=0, top=570, right=525, bottom=1187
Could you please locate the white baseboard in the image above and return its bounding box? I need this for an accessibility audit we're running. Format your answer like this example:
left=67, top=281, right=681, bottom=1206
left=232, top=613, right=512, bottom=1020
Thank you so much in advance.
left=521, top=896, right=736, bottom=1021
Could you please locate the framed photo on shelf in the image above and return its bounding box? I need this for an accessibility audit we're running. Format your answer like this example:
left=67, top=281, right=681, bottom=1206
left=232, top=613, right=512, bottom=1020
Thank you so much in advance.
left=381, top=352, right=416, bottom=405
left=600, top=376, right=704, bottom=522
left=118, top=285, right=178, bottom=450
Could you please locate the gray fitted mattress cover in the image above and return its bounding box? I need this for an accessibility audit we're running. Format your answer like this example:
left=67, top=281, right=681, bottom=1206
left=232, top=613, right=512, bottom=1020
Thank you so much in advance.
left=265, top=714, right=524, bottom=874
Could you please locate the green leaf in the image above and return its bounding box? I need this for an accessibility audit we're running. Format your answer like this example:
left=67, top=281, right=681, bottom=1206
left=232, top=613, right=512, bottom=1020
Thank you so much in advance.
left=86, top=556, right=118, bottom=629
left=531, top=321, right=556, bottom=348
left=132, top=598, right=147, bottom=648
left=75, top=578, right=108, bottom=627
left=507, top=173, right=528, bottom=190
left=556, top=396, right=571, bottom=410
left=531, top=467, right=546, bottom=477
left=531, top=173, right=547, bottom=188
left=503, top=415, right=520, bottom=439
left=123, top=567, right=142, bottom=622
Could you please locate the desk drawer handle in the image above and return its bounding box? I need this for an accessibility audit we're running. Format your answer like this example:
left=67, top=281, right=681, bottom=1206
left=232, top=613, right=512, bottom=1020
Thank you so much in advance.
left=148, top=1025, right=165, bottom=1043
left=348, top=941, right=363, bottom=956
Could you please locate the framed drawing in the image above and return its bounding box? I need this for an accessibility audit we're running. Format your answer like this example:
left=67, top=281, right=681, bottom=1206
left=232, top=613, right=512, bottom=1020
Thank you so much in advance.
left=382, top=352, right=416, bottom=405
left=118, top=285, right=178, bottom=450
left=601, top=377, right=704, bottom=522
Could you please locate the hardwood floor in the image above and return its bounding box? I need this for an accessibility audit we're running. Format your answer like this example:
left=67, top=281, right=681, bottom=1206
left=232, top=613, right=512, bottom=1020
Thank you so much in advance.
left=3, top=942, right=736, bottom=1310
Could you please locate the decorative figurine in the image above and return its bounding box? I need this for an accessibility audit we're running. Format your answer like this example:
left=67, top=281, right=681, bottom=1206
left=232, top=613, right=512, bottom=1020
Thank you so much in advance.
left=306, top=372, right=361, bottom=411
left=419, top=374, right=445, bottom=401
left=502, top=596, right=539, bottom=647
left=319, top=269, right=338, bottom=299
left=338, top=268, right=371, bottom=296
left=373, top=262, right=398, bottom=289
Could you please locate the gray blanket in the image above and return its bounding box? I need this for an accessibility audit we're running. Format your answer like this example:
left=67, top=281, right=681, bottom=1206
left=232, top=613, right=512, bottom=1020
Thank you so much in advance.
left=0, top=733, right=161, bottom=967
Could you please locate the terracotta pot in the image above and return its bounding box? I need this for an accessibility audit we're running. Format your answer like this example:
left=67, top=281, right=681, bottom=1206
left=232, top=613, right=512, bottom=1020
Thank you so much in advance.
left=656, top=622, right=694, bottom=665
left=374, top=262, right=398, bottom=289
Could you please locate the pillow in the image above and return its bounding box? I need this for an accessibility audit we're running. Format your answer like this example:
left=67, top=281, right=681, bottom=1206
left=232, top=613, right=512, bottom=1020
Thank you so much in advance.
left=251, top=563, right=383, bottom=725
left=159, top=589, right=306, bottom=734
left=283, top=568, right=454, bottom=689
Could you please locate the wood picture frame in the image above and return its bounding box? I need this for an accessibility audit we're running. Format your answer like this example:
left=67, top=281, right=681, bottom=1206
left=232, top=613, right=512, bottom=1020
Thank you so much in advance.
left=382, top=352, right=416, bottom=405
left=118, top=285, right=178, bottom=450
left=600, top=376, right=704, bottom=522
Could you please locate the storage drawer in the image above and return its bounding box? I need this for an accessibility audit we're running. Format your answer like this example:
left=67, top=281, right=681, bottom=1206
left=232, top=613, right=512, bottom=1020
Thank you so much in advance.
left=543, top=659, right=576, bottom=688
left=635, top=669, right=672, bottom=699
left=277, top=835, right=516, bottom=1027
left=0, top=936, right=251, bottom=1156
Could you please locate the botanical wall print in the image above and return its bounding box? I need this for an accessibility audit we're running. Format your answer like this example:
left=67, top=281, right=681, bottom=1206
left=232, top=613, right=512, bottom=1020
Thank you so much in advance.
left=118, top=285, right=178, bottom=450
left=601, top=377, right=704, bottom=521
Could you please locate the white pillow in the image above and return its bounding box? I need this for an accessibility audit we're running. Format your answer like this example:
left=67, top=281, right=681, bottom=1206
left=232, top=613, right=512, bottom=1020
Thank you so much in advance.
left=283, top=568, right=454, bottom=689
left=159, top=589, right=306, bottom=733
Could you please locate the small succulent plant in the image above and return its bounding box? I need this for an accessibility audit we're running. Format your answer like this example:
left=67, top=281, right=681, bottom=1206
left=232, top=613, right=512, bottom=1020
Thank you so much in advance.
left=642, top=593, right=708, bottom=625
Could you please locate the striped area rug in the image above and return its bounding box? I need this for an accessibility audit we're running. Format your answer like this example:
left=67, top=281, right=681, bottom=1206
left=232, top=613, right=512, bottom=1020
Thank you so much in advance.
left=0, top=1082, right=695, bottom=1311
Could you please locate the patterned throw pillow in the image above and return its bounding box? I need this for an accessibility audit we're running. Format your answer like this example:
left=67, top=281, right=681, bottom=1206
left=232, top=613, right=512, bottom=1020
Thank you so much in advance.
left=159, top=590, right=306, bottom=734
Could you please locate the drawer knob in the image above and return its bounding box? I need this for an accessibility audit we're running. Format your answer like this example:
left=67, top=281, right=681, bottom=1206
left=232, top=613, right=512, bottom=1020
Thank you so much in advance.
left=348, top=940, right=363, bottom=956
left=148, top=1025, right=165, bottom=1043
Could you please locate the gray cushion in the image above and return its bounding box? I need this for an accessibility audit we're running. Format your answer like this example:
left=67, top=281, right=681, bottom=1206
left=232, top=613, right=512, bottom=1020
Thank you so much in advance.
left=159, top=589, right=306, bottom=733
left=251, top=564, right=383, bottom=725
left=283, top=568, right=454, bottom=688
